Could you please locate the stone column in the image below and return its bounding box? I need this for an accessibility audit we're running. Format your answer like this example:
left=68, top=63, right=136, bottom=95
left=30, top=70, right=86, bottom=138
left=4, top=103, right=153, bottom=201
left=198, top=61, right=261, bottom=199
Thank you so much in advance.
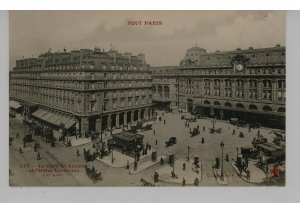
left=107, top=114, right=112, bottom=130
left=272, top=79, right=277, bottom=101
left=145, top=108, right=149, bottom=119
left=131, top=111, right=134, bottom=122
left=149, top=108, right=153, bottom=118
left=210, top=107, right=214, bottom=116
left=116, top=113, right=120, bottom=128
left=80, top=117, right=89, bottom=137
left=257, top=80, right=262, bottom=100
left=124, top=112, right=127, bottom=124
left=244, top=79, right=249, bottom=100
left=95, top=118, right=102, bottom=134
left=210, top=79, right=214, bottom=96
left=162, top=86, right=165, bottom=98
left=231, top=79, right=236, bottom=99
left=220, top=79, right=225, bottom=98
left=220, top=109, right=224, bottom=120
left=138, top=109, right=141, bottom=121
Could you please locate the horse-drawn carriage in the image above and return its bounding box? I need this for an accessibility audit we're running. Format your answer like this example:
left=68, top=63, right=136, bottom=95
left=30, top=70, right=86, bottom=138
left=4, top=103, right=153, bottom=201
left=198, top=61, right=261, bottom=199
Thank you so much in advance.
left=190, top=128, right=199, bottom=137
left=84, top=149, right=98, bottom=162
left=85, top=165, right=103, bottom=184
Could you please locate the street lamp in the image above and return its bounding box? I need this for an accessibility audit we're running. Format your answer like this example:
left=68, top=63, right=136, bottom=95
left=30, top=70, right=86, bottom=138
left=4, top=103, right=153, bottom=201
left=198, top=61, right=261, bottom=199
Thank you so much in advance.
left=187, top=145, right=190, bottom=161
left=111, top=148, right=114, bottom=164
left=220, top=141, right=225, bottom=179
left=211, top=113, right=216, bottom=133
left=236, top=147, right=239, bottom=162
left=134, top=139, right=138, bottom=171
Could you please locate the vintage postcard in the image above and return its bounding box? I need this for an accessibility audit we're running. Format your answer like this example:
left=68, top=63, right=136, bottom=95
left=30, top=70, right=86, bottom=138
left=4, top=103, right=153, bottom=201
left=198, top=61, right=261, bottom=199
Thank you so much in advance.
left=9, top=11, right=285, bottom=186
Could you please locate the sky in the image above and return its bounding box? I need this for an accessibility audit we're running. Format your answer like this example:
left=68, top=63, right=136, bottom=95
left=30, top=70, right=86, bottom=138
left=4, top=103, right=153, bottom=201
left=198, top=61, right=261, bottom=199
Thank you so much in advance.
left=9, top=11, right=285, bottom=69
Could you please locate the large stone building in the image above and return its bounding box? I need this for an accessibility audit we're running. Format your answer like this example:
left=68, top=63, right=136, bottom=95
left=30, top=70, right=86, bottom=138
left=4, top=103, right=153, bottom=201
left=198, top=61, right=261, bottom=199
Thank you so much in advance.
left=9, top=47, right=153, bottom=136
left=152, top=44, right=286, bottom=129
left=151, top=66, right=179, bottom=109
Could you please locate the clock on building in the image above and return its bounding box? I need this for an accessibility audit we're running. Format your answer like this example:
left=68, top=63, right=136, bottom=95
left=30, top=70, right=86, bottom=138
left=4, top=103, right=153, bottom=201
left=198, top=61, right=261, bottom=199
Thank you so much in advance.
left=235, top=63, right=244, bottom=72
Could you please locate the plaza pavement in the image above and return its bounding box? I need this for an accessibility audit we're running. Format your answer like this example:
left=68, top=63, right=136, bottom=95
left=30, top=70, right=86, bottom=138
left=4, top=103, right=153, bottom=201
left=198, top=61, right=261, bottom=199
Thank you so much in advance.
left=155, top=159, right=202, bottom=185
left=9, top=111, right=284, bottom=186
left=231, top=161, right=266, bottom=184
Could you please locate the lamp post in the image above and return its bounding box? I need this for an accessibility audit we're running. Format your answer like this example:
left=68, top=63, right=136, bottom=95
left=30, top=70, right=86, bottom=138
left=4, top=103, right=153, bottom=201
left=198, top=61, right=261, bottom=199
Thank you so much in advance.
left=111, top=148, right=114, bottom=164
left=236, top=147, right=239, bottom=162
left=187, top=145, right=190, bottom=161
left=220, top=141, right=224, bottom=179
left=211, top=113, right=216, bottom=133
left=134, top=139, right=138, bottom=171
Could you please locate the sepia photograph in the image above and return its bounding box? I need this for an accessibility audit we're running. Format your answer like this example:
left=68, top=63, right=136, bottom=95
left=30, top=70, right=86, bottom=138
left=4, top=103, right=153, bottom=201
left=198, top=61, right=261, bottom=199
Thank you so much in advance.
left=8, top=11, right=286, bottom=187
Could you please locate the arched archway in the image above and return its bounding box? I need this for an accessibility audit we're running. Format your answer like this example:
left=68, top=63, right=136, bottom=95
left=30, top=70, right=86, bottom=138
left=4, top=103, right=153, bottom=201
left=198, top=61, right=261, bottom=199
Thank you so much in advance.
left=236, top=103, right=244, bottom=109
left=224, top=102, right=232, bottom=107
left=164, top=86, right=170, bottom=98
left=204, top=100, right=210, bottom=105
left=151, top=85, right=157, bottom=96
left=249, top=104, right=258, bottom=110
left=158, top=85, right=163, bottom=97
left=214, top=101, right=221, bottom=106
left=263, top=105, right=272, bottom=112
left=278, top=107, right=285, bottom=113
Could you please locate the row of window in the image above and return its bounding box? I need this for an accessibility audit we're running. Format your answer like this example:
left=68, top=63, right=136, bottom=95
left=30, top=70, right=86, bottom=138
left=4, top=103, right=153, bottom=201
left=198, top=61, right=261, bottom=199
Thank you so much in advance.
left=10, top=79, right=151, bottom=90
left=183, top=79, right=285, bottom=89
left=14, top=64, right=147, bottom=72
left=181, top=68, right=285, bottom=76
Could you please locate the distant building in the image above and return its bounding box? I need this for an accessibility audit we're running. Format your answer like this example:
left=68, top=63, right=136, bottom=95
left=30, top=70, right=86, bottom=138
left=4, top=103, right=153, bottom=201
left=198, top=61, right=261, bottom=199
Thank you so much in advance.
left=9, top=47, right=153, bottom=136
left=153, top=44, right=286, bottom=129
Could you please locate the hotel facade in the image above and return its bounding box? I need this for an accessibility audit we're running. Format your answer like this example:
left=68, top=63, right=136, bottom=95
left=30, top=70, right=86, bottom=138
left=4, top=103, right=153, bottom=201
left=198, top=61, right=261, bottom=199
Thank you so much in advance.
left=9, top=48, right=153, bottom=135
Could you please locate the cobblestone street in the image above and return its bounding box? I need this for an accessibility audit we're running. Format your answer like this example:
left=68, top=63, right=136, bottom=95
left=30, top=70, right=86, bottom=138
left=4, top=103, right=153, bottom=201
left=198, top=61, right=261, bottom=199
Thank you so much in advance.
left=9, top=111, right=283, bottom=186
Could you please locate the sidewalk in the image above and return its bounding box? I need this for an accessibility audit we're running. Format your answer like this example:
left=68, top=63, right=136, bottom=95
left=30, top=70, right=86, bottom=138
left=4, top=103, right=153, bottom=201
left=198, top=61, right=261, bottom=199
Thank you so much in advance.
left=70, top=137, right=92, bottom=147
left=231, top=161, right=266, bottom=183
left=213, top=168, right=229, bottom=185
left=96, top=149, right=154, bottom=168
left=129, top=155, right=166, bottom=175
left=155, top=159, right=202, bottom=185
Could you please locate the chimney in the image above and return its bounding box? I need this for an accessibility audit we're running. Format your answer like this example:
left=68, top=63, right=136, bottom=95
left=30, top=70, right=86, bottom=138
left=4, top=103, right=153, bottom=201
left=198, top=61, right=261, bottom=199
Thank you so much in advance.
left=124, top=52, right=132, bottom=64
left=137, top=53, right=146, bottom=66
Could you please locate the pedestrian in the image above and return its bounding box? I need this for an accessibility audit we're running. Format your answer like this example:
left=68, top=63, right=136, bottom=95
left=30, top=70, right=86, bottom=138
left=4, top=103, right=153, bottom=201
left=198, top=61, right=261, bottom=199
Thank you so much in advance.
left=19, top=147, right=23, bottom=154
left=226, top=153, right=229, bottom=162
left=37, top=151, right=41, bottom=160
left=187, top=123, right=189, bottom=127
left=201, top=137, right=205, bottom=144
left=164, top=120, right=166, bottom=125
left=203, top=126, right=205, bottom=131
left=153, top=130, right=155, bottom=135
left=16, top=133, right=19, bottom=138
left=194, top=177, right=199, bottom=186
left=77, top=149, right=80, bottom=157
left=155, top=139, right=158, bottom=145
left=258, top=129, right=260, bottom=136
left=182, top=178, right=186, bottom=186
left=246, top=169, right=251, bottom=180
left=183, top=162, right=186, bottom=171
left=232, top=129, right=235, bottom=135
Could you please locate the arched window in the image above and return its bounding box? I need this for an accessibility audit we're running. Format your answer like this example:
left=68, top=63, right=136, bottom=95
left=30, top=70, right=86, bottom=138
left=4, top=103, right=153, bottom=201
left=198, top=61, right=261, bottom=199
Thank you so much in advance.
left=225, top=102, right=232, bottom=107
left=214, top=101, right=221, bottom=106
left=263, top=105, right=272, bottom=112
left=236, top=103, right=244, bottom=109
left=249, top=104, right=258, bottom=110
left=204, top=100, right=210, bottom=105
left=278, top=107, right=285, bottom=113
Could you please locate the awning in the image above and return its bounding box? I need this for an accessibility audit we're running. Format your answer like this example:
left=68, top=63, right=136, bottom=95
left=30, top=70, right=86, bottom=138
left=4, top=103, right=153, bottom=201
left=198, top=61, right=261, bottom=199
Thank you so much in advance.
left=42, top=111, right=56, bottom=121
left=31, top=109, right=76, bottom=129
left=65, top=119, right=76, bottom=129
left=9, top=101, right=22, bottom=109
